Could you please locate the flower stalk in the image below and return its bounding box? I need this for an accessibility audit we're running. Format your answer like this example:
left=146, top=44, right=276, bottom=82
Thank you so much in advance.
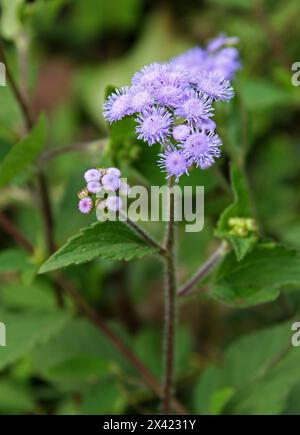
left=162, top=176, right=177, bottom=414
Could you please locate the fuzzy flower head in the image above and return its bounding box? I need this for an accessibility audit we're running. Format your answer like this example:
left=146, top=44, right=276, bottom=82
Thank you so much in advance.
left=172, top=124, right=191, bottom=141
left=161, top=62, right=192, bottom=85
left=132, top=63, right=165, bottom=87
left=181, top=130, right=222, bottom=169
left=102, top=35, right=239, bottom=180
left=206, top=34, right=239, bottom=53
left=102, top=173, right=121, bottom=192
left=106, top=196, right=123, bottom=212
left=209, top=47, right=241, bottom=80
left=195, top=71, right=234, bottom=101
left=78, top=166, right=130, bottom=217
left=153, top=76, right=187, bottom=108
left=78, top=197, right=93, bottom=214
left=136, top=107, right=173, bottom=145
left=129, top=85, right=155, bottom=113
left=84, top=168, right=101, bottom=183
left=87, top=181, right=101, bottom=194
left=158, top=148, right=188, bottom=180
left=172, top=47, right=208, bottom=76
left=175, top=90, right=213, bottom=125
left=103, top=87, right=132, bottom=123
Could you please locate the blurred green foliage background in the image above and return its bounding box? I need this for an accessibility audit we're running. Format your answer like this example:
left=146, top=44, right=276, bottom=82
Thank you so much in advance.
left=0, top=0, right=300, bottom=415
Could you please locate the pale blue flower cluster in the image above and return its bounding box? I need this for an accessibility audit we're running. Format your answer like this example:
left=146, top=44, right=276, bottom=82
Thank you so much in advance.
left=103, top=34, right=240, bottom=180
left=78, top=167, right=130, bottom=214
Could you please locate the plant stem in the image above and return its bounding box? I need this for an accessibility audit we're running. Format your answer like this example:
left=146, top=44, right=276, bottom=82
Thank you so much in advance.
left=0, top=211, right=188, bottom=415
left=0, top=211, right=34, bottom=254
left=177, top=242, right=229, bottom=297
left=161, top=176, right=177, bottom=414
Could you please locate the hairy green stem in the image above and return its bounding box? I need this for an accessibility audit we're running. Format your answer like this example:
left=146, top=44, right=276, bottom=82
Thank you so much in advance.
left=162, top=177, right=177, bottom=414
left=177, top=241, right=229, bottom=297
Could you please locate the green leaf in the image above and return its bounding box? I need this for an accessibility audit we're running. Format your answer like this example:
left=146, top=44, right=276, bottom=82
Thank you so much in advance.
left=0, top=281, right=57, bottom=312
left=195, top=321, right=300, bottom=415
left=0, top=310, right=70, bottom=371
left=193, top=366, right=232, bottom=415
left=212, top=243, right=300, bottom=307
left=222, top=321, right=300, bottom=414
left=0, top=115, right=46, bottom=186
left=215, top=164, right=258, bottom=260
left=39, top=220, right=158, bottom=274
left=32, top=319, right=130, bottom=376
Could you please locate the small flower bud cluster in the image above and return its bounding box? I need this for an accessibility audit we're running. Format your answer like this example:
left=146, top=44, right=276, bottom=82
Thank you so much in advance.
left=103, top=34, right=240, bottom=181
left=78, top=167, right=130, bottom=215
left=228, top=217, right=258, bottom=237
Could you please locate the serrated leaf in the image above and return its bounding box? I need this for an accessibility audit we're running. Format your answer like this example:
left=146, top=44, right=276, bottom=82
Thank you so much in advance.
left=0, top=310, right=70, bottom=371
left=0, top=115, right=46, bottom=186
left=212, top=243, right=300, bottom=307
left=39, top=220, right=158, bottom=274
left=215, top=163, right=257, bottom=260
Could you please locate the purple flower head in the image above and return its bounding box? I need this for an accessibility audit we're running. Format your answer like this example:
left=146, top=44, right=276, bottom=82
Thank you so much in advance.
left=172, top=47, right=208, bottom=76
left=206, top=34, right=228, bottom=53
left=172, top=124, right=191, bottom=142
left=106, top=167, right=121, bottom=177
left=197, top=118, right=216, bottom=132
left=79, top=197, right=93, bottom=214
left=102, top=173, right=121, bottom=191
left=153, top=76, right=186, bottom=108
left=132, top=63, right=164, bottom=87
left=128, top=85, right=154, bottom=113
left=87, top=181, right=102, bottom=194
left=175, top=90, right=213, bottom=125
left=103, top=86, right=132, bottom=123
left=161, top=62, right=192, bottom=85
left=158, top=148, right=188, bottom=180
left=195, top=71, right=234, bottom=101
left=135, top=107, right=173, bottom=145
left=181, top=130, right=222, bottom=169
left=106, top=195, right=123, bottom=212
left=206, top=34, right=240, bottom=53
left=209, top=47, right=241, bottom=80
left=84, top=168, right=101, bottom=183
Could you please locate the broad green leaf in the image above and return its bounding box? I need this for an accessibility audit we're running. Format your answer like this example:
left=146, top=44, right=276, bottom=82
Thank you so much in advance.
left=212, top=243, right=300, bottom=307
left=0, top=115, right=46, bottom=186
left=0, top=310, right=70, bottom=371
left=222, top=322, right=300, bottom=414
left=193, top=366, right=231, bottom=415
left=39, top=221, right=158, bottom=274
left=0, top=281, right=57, bottom=312
left=195, top=322, right=300, bottom=415
left=32, top=319, right=129, bottom=376
left=215, top=164, right=258, bottom=260
left=0, top=0, right=24, bottom=40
